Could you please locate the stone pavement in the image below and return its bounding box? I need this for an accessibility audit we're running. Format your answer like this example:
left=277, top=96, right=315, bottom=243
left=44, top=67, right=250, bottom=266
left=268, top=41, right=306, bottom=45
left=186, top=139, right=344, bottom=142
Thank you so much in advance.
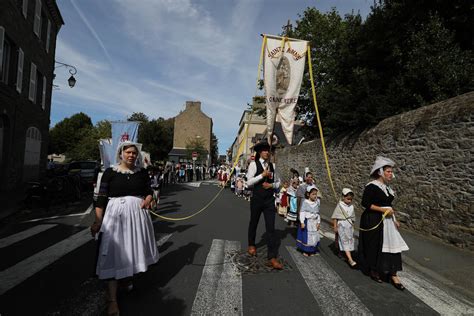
left=318, top=200, right=474, bottom=302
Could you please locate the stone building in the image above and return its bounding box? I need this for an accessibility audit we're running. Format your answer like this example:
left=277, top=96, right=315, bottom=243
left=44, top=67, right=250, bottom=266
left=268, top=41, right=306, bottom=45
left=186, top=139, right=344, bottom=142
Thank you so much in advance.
left=230, top=96, right=303, bottom=169
left=0, top=0, right=64, bottom=192
left=168, top=101, right=213, bottom=166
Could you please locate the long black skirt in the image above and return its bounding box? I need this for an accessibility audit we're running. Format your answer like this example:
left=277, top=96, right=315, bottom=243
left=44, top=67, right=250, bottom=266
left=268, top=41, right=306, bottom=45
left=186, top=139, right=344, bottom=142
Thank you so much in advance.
left=358, top=211, right=402, bottom=275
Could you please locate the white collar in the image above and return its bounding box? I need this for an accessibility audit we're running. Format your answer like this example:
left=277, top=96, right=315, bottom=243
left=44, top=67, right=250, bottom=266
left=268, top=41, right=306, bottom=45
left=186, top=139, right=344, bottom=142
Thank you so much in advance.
left=368, top=179, right=395, bottom=196
left=113, top=164, right=141, bottom=174
left=259, top=158, right=268, bottom=165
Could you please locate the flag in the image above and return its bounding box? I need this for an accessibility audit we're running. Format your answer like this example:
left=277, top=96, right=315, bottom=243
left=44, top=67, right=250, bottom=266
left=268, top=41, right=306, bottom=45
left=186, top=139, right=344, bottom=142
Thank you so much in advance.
left=264, top=37, right=307, bottom=145
left=99, top=138, right=114, bottom=168
left=111, top=121, right=140, bottom=164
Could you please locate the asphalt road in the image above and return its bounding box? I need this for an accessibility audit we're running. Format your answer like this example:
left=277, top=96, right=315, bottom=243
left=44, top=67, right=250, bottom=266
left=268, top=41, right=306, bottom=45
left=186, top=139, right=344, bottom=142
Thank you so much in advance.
left=0, top=182, right=472, bottom=315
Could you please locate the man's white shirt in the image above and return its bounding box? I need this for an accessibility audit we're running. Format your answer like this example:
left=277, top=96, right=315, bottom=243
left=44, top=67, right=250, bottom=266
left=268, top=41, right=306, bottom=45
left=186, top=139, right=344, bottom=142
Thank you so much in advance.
left=246, top=158, right=281, bottom=189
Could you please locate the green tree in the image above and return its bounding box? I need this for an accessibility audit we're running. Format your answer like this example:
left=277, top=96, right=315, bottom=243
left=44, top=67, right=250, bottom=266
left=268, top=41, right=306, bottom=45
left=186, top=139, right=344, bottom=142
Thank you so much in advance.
left=292, top=2, right=473, bottom=138
left=95, top=120, right=112, bottom=139
left=185, top=137, right=208, bottom=163
left=138, top=117, right=174, bottom=162
left=128, top=112, right=149, bottom=122
left=49, top=112, right=93, bottom=155
left=210, top=133, right=219, bottom=164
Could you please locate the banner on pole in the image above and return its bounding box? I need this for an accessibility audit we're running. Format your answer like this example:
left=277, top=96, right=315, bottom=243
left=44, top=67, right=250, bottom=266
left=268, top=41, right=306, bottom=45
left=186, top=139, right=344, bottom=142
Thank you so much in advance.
left=99, top=138, right=114, bottom=169
left=111, top=121, right=140, bottom=164
left=264, top=37, right=307, bottom=145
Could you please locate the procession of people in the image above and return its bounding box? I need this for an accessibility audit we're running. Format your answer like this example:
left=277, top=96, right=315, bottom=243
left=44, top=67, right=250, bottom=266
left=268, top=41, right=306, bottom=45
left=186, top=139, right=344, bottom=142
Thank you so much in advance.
left=90, top=133, right=409, bottom=315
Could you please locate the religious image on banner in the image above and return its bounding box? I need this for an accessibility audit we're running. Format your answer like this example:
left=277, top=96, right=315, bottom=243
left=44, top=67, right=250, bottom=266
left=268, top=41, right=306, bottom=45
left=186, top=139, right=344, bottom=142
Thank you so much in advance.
left=111, top=121, right=140, bottom=164
left=264, top=37, right=307, bottom=145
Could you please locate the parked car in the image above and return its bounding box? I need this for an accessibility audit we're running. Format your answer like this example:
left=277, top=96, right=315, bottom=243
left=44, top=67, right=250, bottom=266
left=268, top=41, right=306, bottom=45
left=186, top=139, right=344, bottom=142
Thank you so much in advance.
left=68, top=161, right=100, bottom=191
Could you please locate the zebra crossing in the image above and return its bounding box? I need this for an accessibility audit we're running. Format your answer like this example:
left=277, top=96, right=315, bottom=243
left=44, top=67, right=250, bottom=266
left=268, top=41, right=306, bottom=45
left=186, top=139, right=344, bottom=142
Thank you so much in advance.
left=1, top=217, right=473, bottom=315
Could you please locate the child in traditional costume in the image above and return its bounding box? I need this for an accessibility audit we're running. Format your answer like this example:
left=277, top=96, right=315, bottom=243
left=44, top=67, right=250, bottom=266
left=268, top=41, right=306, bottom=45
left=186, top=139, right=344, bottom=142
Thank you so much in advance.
left=236, top=174, right=244, bottom=197
left=277, top=181, right=289, bottom=217
left=285, top=178, right=299, bottom=226
left=296, top=185, right=321, bottom=256
left=331, top=188, right=357, bottom=267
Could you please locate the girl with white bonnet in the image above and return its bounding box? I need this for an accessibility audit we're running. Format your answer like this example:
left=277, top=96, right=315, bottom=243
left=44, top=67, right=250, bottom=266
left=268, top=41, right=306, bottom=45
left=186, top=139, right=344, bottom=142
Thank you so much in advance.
left=331, top=188, right=357, bottom=267
left=91, top=141, right=159, bottom=315
left=296, top=185, right=321, bottom=256
left=358, top=156, right=409, bottom=291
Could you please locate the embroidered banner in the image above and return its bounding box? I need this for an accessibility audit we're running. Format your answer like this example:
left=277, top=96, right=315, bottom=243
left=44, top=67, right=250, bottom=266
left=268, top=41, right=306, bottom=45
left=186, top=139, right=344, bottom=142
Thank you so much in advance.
left=264, top=37, right=307, bottom=145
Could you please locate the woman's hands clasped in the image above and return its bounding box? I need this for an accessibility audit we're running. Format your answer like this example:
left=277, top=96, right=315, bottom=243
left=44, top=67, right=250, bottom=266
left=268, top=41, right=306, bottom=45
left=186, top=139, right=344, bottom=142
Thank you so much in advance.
left=141, top=195, right=153, bottom=209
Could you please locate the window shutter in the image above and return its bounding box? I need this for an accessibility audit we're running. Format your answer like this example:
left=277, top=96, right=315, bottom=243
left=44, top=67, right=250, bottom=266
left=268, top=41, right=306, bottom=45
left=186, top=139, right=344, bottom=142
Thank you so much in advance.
left=29, top=62, right=36, bottom=102
left=33, top=0, right=41, bottom=37
left=0, top=26, right=4, bottom=74
left=22, top=0, right=28, bottom=18
left=42, top=75, right=46, bottom=109
left=45, top=20, right=51, bottom=53
left=16, top=48, right=24, bottom=93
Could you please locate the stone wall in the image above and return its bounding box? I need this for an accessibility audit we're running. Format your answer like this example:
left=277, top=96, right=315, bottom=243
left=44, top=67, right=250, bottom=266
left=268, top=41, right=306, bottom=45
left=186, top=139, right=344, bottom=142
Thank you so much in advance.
left=275, top=92, right=474, bottom=249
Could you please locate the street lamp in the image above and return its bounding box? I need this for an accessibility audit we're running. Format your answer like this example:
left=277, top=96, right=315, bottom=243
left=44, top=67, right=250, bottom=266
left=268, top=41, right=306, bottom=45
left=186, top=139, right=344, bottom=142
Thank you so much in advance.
left=54, top=60, right=77, bottom=88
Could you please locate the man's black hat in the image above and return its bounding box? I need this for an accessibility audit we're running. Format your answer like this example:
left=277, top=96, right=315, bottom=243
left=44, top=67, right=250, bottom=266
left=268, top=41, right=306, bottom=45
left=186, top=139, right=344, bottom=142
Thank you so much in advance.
left=253, top=139, right=272, bottom=152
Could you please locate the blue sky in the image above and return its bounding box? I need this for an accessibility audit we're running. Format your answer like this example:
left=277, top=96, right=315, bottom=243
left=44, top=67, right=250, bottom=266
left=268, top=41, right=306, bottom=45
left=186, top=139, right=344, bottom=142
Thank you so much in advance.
left=52, top=0, right=373, bottom=154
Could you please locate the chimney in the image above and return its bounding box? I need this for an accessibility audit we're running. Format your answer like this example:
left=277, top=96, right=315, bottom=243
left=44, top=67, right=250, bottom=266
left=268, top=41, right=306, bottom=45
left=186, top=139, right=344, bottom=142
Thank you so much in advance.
left=185, top=101, right=201, bottom=111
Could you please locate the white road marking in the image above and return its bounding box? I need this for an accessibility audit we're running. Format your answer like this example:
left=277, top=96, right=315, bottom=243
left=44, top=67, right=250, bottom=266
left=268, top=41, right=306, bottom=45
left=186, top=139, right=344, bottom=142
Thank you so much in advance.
left=156, top=233, right=173, bottom=247
left=22, top=204, right=93, bottom=223
left=191, top=239, right=242, bottom=315
left=399, top=267, right=474, bottom=315
left=183, top=182, right=201, bottom=188
left=0, top=224, right=58, bottom=248
left=0, top=228, right=92, bottom=295
left=287, top=246, right=372, bottom=315
left=319, top=228, right=474, bottom=315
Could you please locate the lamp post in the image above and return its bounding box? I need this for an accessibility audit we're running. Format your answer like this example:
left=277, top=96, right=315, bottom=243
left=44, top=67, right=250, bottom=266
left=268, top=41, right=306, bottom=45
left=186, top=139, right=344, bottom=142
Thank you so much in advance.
left=54, top=60, right=77, bottom=88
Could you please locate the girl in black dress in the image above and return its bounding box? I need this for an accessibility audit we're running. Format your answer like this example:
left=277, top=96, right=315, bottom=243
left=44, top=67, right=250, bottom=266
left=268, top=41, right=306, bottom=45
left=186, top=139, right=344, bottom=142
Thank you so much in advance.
left=358, top=156, right=407, bottom=290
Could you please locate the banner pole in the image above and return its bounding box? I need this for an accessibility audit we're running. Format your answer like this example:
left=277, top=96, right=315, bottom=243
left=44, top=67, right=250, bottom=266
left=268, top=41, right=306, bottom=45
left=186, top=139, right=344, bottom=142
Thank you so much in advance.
left=306, top=44, right=338, bottom=202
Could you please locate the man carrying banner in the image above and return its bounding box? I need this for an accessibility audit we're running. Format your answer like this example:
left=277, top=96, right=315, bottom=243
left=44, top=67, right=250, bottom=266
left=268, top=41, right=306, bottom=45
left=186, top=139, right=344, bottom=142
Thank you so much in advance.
left=246, top=139, right=283, bottom=270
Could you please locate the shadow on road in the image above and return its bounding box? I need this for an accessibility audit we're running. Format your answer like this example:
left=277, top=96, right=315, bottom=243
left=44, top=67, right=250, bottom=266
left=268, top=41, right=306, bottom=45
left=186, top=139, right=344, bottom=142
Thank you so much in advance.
left=119, top=242, right=203, bottom=315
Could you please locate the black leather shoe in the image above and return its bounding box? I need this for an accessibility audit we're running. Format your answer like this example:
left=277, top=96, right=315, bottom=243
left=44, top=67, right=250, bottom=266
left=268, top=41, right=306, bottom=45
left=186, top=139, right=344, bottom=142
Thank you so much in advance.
left=391, top=278, right=405, bottom=291
left=370, top=271, right=383, bottom=283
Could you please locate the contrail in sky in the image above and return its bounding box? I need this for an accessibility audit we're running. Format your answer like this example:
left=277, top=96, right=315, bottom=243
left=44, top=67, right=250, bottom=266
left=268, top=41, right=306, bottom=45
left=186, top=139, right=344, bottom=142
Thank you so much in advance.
left=70, top=0, right=115, bottom=68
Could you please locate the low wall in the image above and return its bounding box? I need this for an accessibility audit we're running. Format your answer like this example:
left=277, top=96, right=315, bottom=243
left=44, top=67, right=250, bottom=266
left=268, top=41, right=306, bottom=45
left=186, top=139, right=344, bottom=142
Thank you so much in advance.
left=276, top=92, right=474, bottom=249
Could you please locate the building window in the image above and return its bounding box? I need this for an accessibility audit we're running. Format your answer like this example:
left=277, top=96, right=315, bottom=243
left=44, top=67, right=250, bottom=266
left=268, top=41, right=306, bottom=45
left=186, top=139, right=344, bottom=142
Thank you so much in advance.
left=40, top=11, right=48, bottom=43
left=33, top=0, right=42, bottom=37
left=23, top=126, right=42, bottom=181
left=16, top=48, right=24, bottom=93
left=0, top=26, right=4, bottom=79
left=45, top=20, right=51, bottom=53
left=29, top=62, right=37, bottom=102
left=42, top=75, right=47, bottom=109
left=22, top=0, right=28, bottom=18
left=35, top=71, right=44, bottom=107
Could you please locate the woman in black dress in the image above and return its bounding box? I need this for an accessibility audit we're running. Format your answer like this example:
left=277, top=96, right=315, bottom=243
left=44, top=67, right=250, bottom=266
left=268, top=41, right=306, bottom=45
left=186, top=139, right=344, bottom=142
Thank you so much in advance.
left=91, top=141, right=159, bottom=315
left=358, top=156, right=406, bottom=290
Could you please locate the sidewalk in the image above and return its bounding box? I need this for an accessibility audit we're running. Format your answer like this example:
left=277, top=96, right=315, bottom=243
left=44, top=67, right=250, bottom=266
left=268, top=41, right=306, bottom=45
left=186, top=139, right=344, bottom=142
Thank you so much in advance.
left=318, top=200, right=474, bottom=302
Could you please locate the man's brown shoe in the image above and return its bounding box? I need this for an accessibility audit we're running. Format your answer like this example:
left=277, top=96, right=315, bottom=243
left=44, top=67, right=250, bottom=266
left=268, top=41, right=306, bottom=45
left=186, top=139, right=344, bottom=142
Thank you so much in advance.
left=247, top=246, right=257, bottom=256
left=268, top=258, right=283, bottom=270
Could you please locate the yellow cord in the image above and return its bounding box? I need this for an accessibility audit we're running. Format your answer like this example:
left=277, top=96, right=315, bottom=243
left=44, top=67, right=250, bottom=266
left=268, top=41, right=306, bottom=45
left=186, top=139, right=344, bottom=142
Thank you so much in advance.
left=149, top=36, right=267, bottom=221
left=307, top=44, right=338, bottom=202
